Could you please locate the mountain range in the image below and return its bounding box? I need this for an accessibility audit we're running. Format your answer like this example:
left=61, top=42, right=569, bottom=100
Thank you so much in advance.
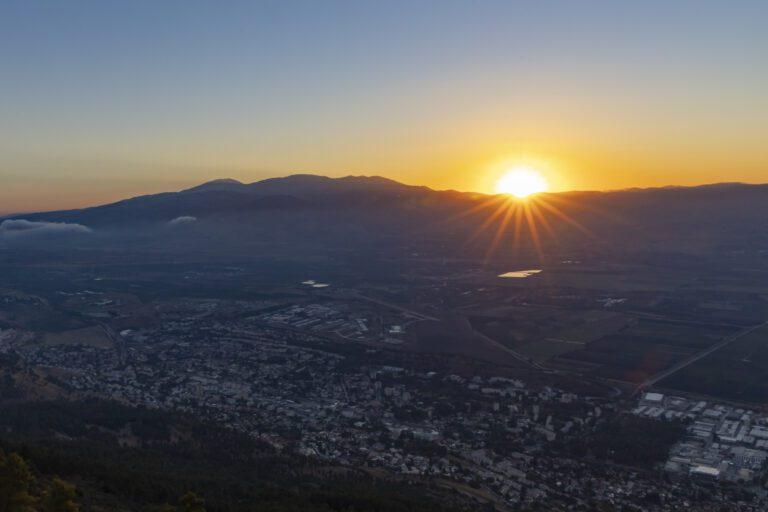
left=3, top=174, right=768, bottom=263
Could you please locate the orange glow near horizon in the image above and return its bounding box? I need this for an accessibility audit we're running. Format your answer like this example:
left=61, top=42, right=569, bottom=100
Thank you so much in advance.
left=3, top=2, right=768, bottom=215
left=3, top=145, right=766, bottom=215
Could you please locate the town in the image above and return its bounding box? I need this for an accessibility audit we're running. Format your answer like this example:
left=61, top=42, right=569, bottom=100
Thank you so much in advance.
left=2, top=288, right=766, bottom=511
left=634, top=392, right=768, bottom=483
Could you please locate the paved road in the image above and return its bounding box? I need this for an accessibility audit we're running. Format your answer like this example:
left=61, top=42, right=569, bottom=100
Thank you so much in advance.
left=639, top=320, right=768, bottom=390
left=354, top=294, right=440, bottom=322
left=466, top=321, right=550, bottom=372
left=98, top=322, right=126, bottom=364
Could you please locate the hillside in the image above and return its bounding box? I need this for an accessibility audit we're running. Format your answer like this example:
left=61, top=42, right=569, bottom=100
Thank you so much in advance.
left=0, top=400, right=463, bottom=512
left=3, top=175, right=768, bottom=264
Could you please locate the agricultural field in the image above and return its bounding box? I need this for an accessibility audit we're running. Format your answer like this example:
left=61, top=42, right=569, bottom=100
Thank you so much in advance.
left=659, top=323, right=768, bottom=403
left=407, top=318, right=526, bottom=367
left=515, top=311, right=633, bottom=361
left=466, top=304, right=625, bottom=350
left=42, top=326, right=114, bottom=349
left=552, top=318, right=740, bottom=383
left=648, top=288, right=768, bottom=326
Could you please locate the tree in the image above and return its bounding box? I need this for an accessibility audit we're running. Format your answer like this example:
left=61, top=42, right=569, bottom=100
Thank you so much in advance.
left=0, top=450, right=37, bottom=512
left=178, top=491, right=206, bottom=512
left=41, top=477, right=79, bottom=512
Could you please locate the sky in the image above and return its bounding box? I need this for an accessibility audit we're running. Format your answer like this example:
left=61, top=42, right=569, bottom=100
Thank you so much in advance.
left=2, top=0, right=767, bottom=213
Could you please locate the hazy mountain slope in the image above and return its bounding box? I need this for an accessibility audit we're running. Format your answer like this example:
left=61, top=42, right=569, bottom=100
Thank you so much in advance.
left=182, top=178, right=247, bottom=194
left=6, top=176, right=768, bottom=261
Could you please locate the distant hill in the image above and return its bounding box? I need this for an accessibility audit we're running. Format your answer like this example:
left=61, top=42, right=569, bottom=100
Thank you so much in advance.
left=183, top=174, right=425, bottom=196
left=16, top=175, right=432, bottom=227
left=5, top=175, right=768, bottom=261
left=182, top=178, right=247, bottom=194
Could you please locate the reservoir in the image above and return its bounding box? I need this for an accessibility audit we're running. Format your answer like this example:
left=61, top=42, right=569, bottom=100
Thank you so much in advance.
left=498, top=269, right=542, bottom=278
left=302, top=280, right=330, bottom=288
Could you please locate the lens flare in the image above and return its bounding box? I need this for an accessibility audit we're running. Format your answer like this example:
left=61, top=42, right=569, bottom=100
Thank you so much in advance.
left=494, top=167, right=549, bottom=198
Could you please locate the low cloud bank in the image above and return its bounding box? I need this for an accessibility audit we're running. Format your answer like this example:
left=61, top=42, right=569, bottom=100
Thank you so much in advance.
left=169, top=216, right=197, bottom=225
left=0, top=219, right=92, bottom=237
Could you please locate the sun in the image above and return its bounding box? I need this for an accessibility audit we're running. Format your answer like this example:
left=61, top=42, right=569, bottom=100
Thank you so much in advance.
left=494, top=167, right=549, bottom=198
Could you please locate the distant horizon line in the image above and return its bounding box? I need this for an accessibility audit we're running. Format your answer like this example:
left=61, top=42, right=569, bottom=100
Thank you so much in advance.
left=186, top=173, right=767, bottom=195
left=2, top=174, right=766, bottom=217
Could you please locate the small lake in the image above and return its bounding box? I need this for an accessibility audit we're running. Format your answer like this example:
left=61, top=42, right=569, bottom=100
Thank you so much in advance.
left=498, top=269, right=542, bottom=279
left=301, top=280, right=330, bottom=288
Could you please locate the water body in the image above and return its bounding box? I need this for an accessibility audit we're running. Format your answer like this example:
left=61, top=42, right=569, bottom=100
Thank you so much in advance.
left=301, top=280, right=330, bottom=288
left=498, top=269, right=542, bottom=278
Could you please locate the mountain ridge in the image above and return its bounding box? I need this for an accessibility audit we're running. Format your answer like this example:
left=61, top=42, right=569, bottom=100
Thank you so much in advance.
left=5, top=174, right=768, bottom=221
left=182, top=173, right=426, bottom=196
left=5, top=176, right=768, bottom=258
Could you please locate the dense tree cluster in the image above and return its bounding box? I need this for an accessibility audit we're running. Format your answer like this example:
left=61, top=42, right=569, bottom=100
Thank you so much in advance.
left=0, top=400, right=459, bottom=512
left=556, top=413, right=687, bottom=469
left=0, top=449, right=79, bottom=512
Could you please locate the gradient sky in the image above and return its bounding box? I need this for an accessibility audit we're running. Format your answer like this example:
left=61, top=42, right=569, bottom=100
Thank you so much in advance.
left=2, top=0, right=767, bottom=213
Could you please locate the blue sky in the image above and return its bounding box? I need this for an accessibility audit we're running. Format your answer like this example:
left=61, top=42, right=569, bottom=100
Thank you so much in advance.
left=1, top=0, right=767, bottom=211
